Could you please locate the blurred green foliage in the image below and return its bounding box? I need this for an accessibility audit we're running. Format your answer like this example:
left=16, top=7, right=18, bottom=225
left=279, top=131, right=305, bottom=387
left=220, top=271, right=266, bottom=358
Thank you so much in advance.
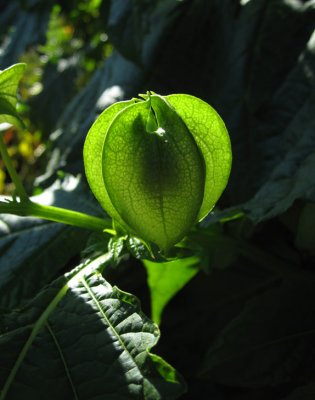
left=0, top=0, right=112, bottom=195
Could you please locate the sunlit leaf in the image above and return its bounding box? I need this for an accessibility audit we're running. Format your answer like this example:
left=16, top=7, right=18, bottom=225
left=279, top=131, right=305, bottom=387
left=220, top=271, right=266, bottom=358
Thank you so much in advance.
left=143, top=256, right=200, bottom=325
left=0, top=254, right=185, bottom=400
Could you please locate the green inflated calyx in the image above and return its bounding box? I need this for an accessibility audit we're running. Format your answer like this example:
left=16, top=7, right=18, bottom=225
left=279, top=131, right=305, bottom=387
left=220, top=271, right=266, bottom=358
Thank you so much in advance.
left=84, top=93, right=232, bottom=252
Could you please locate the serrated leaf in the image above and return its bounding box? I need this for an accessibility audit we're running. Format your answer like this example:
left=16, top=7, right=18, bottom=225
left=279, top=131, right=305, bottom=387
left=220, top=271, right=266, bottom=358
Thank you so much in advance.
left=126, top=236, right=153, bottom=260
left=0, top=254, right=185, bottom=400
left=143, top=256, right=200, bottom=325
left=108, top=235, right=125, bottom=262
left=0, top=64, right=26, bottom=128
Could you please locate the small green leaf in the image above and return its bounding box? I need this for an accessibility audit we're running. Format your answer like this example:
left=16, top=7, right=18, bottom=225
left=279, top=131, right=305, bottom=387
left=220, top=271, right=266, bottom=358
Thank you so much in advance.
left=126, top=236, right=153, bottom=260
left=143, top=256, right=200, bottom=325
left=108, top=235, right=125, bottom=261
left=0, top=63, right=26, bottom=129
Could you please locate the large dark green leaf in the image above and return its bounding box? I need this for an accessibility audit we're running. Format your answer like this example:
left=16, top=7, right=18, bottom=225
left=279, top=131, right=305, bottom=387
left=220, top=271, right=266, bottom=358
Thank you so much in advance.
left=107, top=0, right=180, bottom=66
left=243, top=88, right=315, bottom=222
left=202, top=278, right=315, bottom=388
left=0, top=175, right=102, bottom=309
left=28, top=62, right=79, bottom=135
left=220, top=0, right=315, bottom=203
left=144, top=0, right=239, bottom=100
left=0, top=254, right=185, bottom=400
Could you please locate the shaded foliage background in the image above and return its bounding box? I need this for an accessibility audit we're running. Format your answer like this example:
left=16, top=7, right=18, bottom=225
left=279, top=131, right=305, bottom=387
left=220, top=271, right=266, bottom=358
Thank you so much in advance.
left=1, top=0, right=315, bottom=399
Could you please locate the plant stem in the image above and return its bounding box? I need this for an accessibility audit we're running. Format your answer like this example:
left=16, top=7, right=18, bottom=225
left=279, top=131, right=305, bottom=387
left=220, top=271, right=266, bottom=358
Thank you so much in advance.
left=0, top=132, right=111, bottom=232
left=0, top=199, right=111, bottom=232
left=0, top=134, right=28, bottom=200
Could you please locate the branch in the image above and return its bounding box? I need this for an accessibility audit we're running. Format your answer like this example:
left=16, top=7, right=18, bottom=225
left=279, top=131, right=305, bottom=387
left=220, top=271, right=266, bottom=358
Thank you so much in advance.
left=0, top=199, right=112, bottom=233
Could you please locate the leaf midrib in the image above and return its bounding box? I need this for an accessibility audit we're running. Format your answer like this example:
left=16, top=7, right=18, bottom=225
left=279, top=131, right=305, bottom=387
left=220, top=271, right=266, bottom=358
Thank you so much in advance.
left=80, top=276, right=146, bottom=380
left=46, top=322, right=79, bottom=400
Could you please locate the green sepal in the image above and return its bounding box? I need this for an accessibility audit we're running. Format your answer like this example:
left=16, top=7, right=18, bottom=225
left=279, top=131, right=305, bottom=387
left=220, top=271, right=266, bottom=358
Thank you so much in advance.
left=165, top=94, right=232, bottom=221
left=83, top=99, right=135, bottom=232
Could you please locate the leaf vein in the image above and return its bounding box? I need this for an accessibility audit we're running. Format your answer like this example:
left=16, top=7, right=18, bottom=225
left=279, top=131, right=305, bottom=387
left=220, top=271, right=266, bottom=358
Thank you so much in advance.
left=80, top=276, right=145, bottom=379
left=45, top=322, right=79, bottom=400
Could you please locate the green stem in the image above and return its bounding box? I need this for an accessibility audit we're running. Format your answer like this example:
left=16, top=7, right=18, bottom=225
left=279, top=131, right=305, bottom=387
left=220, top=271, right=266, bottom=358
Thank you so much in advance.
left=0, top=199, right=111, bottom=232
left=0, top=134, right=28, bottom=200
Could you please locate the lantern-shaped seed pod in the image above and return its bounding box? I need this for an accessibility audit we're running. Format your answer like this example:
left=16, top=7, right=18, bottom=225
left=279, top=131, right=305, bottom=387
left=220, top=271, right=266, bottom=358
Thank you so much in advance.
left=84, top=93, right=231, bottom=252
